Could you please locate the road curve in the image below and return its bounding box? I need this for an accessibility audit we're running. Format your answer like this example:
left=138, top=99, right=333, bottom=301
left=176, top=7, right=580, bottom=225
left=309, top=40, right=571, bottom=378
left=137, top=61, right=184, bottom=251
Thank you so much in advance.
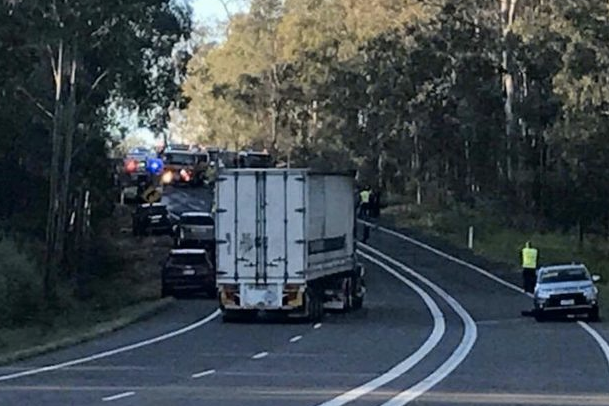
left=2, top=185, right=609, bottom=406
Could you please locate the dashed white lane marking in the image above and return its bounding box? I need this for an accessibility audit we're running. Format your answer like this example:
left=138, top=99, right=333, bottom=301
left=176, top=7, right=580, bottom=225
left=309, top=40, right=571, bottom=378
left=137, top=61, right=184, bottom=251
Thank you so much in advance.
left=252, top=352, right=269, bottom=360
left=0, top=309, right=221, bottom=382
left=316, top=251, right=446, bottom=406
left=361, top=245, right=477, bottom=406
left=289, top=335, right=303, bottom=343
left=191, top=369, right=216, bottom=378
left=102, top=391, right=135, bottom=402
left=361, top=219, right=609, bottom=374
left=313, top=323, right=322, bottom=329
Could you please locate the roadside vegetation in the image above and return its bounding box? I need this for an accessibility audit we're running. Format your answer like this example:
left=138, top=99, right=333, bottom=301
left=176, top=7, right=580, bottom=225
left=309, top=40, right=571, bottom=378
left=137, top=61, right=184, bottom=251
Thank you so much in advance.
left=0, top=207, right=173, bottom=359
left=0, top=1, right=191, bottom=357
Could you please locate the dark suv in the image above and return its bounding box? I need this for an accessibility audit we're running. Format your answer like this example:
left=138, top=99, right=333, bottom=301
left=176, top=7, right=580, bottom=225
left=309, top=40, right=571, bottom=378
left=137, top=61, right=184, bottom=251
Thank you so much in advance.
left=161, top=249, right=216, bottom=298
left=132, top=203, right=172, bottom=236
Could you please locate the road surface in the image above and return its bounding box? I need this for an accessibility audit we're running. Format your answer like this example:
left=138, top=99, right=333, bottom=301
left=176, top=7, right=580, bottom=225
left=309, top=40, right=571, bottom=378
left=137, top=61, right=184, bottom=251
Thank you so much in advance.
left=1, top=184, right=609, bottom=406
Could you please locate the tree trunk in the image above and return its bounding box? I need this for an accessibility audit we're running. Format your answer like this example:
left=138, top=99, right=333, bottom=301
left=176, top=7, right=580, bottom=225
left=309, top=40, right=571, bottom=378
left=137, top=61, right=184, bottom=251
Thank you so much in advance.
left=44, top=40, right=64, bottom=300
left=55, top=46, right=77, bottom=269
left=501, top=0, right=518, bottom=183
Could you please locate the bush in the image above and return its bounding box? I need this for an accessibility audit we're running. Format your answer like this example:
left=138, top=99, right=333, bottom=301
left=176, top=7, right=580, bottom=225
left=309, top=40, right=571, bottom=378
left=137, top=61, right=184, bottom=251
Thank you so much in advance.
left=0, top=237, right=44, bottom=327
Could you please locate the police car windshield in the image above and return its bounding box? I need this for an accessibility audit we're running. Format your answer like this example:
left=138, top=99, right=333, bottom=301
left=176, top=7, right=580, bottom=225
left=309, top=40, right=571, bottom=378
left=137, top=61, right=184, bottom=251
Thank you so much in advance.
left=539, top=268, right=589, bottom=284
left=182, top=216, right=214, bottom=226
left=165, top=153, right=195, bottom=165
left=169, top=254, right=207, bottom=265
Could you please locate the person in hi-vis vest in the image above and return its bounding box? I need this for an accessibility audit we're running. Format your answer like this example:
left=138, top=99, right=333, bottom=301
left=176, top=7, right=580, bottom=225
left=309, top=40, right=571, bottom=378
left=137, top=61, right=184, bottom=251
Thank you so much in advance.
left=521, top=241, right=538, bottom=293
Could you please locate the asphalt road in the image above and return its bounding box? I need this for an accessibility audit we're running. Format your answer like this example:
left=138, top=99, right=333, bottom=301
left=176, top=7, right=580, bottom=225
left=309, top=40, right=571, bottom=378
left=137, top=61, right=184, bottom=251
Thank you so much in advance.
left=1, top=184, right=609, bottom=406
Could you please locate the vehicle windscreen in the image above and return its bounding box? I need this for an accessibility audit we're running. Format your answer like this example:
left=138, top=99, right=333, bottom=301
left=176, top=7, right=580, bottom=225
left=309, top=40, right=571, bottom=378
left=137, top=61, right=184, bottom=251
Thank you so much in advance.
left=208, top=151, right=219, bottom=161
left=181, top=216, right=214, bottom=226
left=165, top=153, right=195, bottom=165
left=169, top=254, right=207, bottom=265
left=539, top=268, right=589, bottom=284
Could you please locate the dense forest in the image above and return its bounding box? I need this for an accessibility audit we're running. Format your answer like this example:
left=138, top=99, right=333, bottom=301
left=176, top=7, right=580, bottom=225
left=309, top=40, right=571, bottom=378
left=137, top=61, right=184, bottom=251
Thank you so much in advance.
left=178, top=0, right=609, bottom=238
left=0, top=0, right=191, bottom=323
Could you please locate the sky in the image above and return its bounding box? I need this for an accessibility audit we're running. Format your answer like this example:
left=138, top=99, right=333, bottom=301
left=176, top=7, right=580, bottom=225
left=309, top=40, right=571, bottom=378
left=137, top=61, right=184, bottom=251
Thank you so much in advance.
left=191, top=0, right=246, bottom=25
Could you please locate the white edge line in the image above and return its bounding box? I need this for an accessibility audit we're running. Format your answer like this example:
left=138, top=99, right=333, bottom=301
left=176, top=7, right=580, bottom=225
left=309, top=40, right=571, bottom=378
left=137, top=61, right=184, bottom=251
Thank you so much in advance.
left=289, top=335, right=303, bottom=343
left=362, top=220, right=609, bottom=374
left=102, top=391, right=135, bottom=402
left=0, top=309, right=221, bottom=382
left=192, top=369, right=216, bottom=378
left=316, top=251, right=446, bottom=406
left=313, top=323, right=322, bottom=329
left=252, top=351, right=269, bottom=359
left=360, top=244, right=477, bottom=406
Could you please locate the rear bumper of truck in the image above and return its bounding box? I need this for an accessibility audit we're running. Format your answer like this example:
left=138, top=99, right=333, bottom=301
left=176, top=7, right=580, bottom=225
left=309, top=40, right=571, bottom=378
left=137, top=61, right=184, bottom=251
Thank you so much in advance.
left=218, top=282, right=306, bottom=311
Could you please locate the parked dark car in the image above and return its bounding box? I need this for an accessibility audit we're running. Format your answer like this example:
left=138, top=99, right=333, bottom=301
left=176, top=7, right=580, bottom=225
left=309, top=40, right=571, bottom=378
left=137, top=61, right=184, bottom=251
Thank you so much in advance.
left=173, top=212, right=214, bottom=247
left=161, top=249, right=216, bottom=298
left=132, top=203, right=172, bottom=236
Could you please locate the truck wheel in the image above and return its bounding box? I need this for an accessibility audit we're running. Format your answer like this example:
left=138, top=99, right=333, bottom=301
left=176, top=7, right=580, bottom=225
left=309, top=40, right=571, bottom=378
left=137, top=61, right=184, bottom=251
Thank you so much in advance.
left=351, top=275, right=364, bottom=310
left=306, top=290, right=323, bottom=322
left=341, top=279, right=352, bottom=311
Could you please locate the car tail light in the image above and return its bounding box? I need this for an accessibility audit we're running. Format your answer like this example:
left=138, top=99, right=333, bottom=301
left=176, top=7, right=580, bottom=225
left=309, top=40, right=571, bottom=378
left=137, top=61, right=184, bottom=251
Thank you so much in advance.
left=125, top=160, right=137, bottom=172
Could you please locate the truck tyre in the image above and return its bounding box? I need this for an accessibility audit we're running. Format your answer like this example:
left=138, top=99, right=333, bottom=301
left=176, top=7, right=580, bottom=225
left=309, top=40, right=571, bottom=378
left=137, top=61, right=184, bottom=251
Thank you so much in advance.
left=306, top=289, right=323, bottom=322
left=351, top=275, right=364, bottom=310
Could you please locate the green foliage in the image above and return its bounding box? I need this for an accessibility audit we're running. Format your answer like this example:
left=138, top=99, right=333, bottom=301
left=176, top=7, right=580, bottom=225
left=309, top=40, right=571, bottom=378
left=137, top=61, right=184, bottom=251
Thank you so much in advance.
left=178, top=0, right=609, bottom=239
left=0, top=238, right=44, bottom=327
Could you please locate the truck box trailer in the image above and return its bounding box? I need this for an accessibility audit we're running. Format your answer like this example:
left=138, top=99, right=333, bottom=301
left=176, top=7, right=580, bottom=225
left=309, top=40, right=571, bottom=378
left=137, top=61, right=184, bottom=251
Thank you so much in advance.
left=215, top=168, right=365, bottom=321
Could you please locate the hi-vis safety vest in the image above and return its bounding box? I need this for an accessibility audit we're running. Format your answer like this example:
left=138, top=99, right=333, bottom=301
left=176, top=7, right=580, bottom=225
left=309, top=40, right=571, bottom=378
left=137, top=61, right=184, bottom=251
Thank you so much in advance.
left=360, top=190, right=370, bottom=204
left=521, top=247, right=538, bottom=269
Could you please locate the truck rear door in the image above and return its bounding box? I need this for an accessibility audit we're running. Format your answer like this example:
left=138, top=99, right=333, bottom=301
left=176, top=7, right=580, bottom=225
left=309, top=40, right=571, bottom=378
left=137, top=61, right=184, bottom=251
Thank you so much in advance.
left=216, top=170, right=305, bottom=284
left=264, top=170, right=306, bottom=283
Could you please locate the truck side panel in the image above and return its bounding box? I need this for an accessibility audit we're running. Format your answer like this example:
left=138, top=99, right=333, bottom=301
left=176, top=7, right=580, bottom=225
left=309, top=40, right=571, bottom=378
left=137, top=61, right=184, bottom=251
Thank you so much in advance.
left=306, top=175, right=355, bottom=279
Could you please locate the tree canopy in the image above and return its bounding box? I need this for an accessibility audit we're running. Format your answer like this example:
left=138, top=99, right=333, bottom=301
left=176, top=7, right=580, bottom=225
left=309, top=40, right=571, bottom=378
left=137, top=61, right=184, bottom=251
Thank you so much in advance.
left=177, top=0, right=609, bottom=237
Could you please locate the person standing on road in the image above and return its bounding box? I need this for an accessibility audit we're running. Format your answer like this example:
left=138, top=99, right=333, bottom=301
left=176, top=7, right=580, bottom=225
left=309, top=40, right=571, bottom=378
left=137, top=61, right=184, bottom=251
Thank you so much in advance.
left=359, top=187, right=371, bottom=218
left=521, top=241, right=539, bottom=293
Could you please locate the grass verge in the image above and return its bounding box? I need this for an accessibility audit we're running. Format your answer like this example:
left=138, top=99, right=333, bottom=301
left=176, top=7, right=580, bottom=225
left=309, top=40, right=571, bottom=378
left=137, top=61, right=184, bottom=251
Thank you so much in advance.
left=0, top=204, right=176, bottom=363
left=0, top=298, right=173, bottom=366
left=381, top=201, right=609, bottom=310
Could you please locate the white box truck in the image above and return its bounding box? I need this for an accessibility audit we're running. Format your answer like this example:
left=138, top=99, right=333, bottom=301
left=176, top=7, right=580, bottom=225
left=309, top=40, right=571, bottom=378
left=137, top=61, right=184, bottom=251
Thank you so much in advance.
left=215, top=168, right=365, bottom=321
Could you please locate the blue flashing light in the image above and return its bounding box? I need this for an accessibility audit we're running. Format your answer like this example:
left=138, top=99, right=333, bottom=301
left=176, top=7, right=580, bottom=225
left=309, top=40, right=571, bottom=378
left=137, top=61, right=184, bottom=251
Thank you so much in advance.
left=146, top=158, right=163, bottom=175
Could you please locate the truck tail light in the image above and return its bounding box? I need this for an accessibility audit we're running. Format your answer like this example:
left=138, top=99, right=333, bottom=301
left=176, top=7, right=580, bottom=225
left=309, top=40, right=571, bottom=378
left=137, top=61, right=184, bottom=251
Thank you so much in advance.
left=283, top=284, right=303, bottom=306
left=220, top=284, right=239, bottom=305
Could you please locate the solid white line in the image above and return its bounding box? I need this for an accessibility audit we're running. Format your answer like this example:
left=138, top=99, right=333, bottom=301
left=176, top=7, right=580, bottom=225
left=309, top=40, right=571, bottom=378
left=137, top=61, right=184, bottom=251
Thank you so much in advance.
left=362, top=220, right=609, bottom=372
left=252, top=352, right=269, bottom=359
left=316, top=251, right=446, bottom=406
left=360, top=244, right=477, bottom=406
left=0, top=309, right=221, bottom=382
left=360, top=220, right=524, bottom=295
left=192, top=369, right=216, bottom=378
left=290, top=335, right=303, bottom=343
left=102, top=391, right=135, bottom=402
left=313, top=323, right=322, bottom=329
